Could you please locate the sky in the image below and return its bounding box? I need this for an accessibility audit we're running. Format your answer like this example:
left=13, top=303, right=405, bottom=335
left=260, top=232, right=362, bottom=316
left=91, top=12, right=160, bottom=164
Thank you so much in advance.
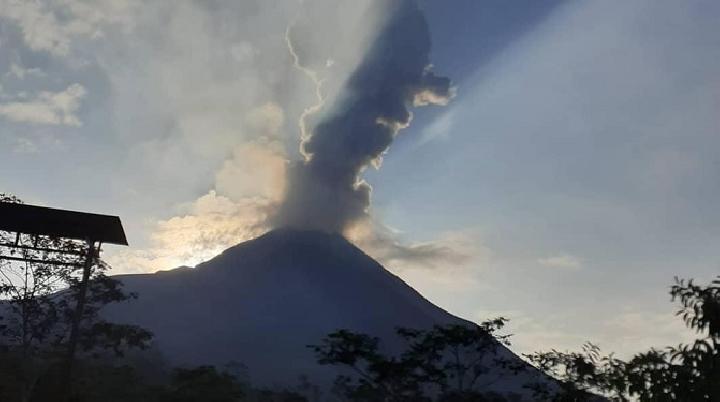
left=1, top=0, right=719, bottom=358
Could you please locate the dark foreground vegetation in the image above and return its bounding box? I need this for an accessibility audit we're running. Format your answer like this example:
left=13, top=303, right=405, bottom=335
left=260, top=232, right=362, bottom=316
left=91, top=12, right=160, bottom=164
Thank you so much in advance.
left=1, top=194, right=718, bottom=401
left=524, top=276, right=720, bottom=401
left=1, top=274, right=716, bottom=401
left=309, top=275, right=720, bottom=401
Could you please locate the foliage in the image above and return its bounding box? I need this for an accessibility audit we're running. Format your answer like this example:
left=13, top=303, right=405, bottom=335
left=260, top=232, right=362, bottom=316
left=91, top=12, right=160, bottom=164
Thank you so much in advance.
left=310, top=320, right=525, bottom=401
left=0, top=356, right=312, bottom=402
left=0, top=193, right=153, bottom=401
left=6, top=191, right=718, bottom=401
left=671, top=277, right=720, bottom=338
left=398, top=319, right=527, bottom=393
left=525, top=276, right=720, bottom=401
left=159, top=366, right=245, bottom=402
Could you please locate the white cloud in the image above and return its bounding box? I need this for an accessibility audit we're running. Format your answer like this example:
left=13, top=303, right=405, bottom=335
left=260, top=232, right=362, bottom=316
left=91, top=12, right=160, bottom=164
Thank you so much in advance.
left=98, top=2, right=304, bottom=204
left=473, top=309, right=587, bottom=356
left=342, top=220, right=492, bottom=299
left=0, top=83, right=86, bottom=126
left=0, top=0, right=462, bottom=285
left=107, top=115, right=288, bottom=274
left=537, top=254, right=581, bottom=269
left=0, top=0, right=71, bottom=55
left=106, top=191, right=273, bottom=273
left=475, top=306, right=696, bottom=360
left=5, top=63, right=45, bottom=79
left=12, top=137, right=38, bottom=153
left=347, top=219, right=479, bottom=270
left=215, top=140, right=287, bottom=202
left=87, top=0, right=388, bottom=269
left=0, top=0, right=139, bottom=56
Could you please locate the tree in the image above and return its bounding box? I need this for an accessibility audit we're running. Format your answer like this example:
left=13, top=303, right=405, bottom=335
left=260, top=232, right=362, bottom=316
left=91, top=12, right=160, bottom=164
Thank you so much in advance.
left=315, top=329, right=429, bottom=401
left=398, top=319, right=526, bottom=395
left=310, top=320, right=525, bottom=401
left=159, top=366, right=245, bottom=402
left=525, top=276, right=720, bottom=401
left=0, top=193, right=153, bottom=402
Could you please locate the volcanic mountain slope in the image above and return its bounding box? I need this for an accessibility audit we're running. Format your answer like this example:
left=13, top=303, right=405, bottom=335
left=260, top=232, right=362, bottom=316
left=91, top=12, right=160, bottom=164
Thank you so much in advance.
left=105, top=229, right=546, bottom=393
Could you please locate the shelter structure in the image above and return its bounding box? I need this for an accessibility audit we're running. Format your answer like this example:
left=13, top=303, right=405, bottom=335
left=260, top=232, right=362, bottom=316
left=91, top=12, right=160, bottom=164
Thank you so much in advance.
left=0, top=202, right=127, bottom=262
left=0, top=201, right=128, bottom=397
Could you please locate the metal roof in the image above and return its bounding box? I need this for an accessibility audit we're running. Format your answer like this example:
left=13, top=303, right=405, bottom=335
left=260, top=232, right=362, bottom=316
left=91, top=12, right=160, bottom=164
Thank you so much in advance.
left=0, top=202, right=128, bottom=245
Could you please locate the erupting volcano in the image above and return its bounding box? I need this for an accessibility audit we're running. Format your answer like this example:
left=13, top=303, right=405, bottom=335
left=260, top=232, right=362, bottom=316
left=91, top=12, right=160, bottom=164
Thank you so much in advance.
left=106, top=229, right=547, bottom=394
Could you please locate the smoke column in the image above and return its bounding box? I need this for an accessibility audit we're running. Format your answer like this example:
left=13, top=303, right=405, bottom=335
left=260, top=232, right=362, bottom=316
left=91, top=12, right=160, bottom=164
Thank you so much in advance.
left=277, top=0, right=452, bottom=233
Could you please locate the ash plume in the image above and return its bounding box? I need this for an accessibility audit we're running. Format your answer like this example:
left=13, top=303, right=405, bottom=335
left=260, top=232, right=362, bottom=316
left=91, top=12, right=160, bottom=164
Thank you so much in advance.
left=276, top=0, right=453, bottom=233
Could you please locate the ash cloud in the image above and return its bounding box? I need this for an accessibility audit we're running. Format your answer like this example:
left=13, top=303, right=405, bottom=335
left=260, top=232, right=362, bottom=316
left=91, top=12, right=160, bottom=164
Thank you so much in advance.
left=276, top=0, right=453, bottom=233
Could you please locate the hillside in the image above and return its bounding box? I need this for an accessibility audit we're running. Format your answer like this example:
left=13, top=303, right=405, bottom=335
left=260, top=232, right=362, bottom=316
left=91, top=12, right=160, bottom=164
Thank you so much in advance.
left=105, top=229, right=546, bottom=394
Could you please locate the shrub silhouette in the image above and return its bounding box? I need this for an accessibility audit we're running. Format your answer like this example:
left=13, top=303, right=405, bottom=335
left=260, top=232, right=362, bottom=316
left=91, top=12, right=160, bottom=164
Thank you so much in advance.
left=526, top=276, right=720, bottom=401
left=310, top=319, right=525, bottom=401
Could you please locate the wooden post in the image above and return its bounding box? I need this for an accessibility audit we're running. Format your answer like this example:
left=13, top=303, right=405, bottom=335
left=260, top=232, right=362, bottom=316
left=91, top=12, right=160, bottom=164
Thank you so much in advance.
left=63, top=238, right=97, bottom=400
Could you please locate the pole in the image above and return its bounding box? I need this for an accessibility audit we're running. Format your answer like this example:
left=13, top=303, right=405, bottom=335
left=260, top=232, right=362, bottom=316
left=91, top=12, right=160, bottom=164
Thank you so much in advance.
left=62, top=238, right=96, bottom=400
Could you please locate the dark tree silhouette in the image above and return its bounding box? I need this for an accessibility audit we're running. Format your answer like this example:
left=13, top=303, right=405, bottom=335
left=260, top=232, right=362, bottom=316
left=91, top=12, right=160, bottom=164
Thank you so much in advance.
left=159, top=366, right=245, bottom=402
left=397, top=319, right=526, bottom=394
left=525, top=276, right=720, bottom=401
left=310, top=319, right=525, bottom=401
left=159, top=365, right=310, bottom=402
left=0, top=193, right=153, bottom=402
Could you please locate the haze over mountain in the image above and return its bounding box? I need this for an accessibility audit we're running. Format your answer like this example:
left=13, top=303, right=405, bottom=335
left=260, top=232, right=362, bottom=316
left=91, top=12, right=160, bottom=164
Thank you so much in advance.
left=105, top=229, right=546, bottom=393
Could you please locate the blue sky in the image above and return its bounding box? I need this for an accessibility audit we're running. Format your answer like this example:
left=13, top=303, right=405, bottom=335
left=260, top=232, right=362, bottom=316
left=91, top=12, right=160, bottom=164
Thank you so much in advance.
left=1, top=0, right=718, bottom=357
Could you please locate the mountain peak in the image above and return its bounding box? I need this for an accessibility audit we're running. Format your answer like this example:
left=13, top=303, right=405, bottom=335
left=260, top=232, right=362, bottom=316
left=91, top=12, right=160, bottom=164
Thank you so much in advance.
left=209, top=227, right=356, bottom=264
left=195, top=228, right=378, bottom=278
left=105, top=228, right=540, bottom=391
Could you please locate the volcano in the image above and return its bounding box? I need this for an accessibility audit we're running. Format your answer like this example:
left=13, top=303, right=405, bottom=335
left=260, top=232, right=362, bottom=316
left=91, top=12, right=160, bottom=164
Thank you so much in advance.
left=105, top=229, right=545, bottom=393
